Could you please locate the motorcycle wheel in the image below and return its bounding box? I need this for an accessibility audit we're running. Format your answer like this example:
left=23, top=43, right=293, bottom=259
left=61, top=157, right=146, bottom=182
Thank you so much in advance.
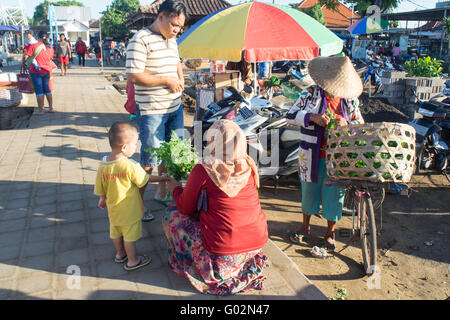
left=374, top=83, right=382, bottom=95
left=416, top=145, right=434, bottom=174
left=363, top=78, right=369, bottom=88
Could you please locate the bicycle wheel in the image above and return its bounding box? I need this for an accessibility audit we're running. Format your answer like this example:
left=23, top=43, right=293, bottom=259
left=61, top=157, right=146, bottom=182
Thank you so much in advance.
left=360, top=193, right=377, bottom=276
left=343, top=187, right=384, bottom=214
left=371, top=187, right=385, bottom=210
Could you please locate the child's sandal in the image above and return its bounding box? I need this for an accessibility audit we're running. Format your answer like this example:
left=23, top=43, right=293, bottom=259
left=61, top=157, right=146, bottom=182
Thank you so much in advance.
left=142, top=208, right=154, bottom=222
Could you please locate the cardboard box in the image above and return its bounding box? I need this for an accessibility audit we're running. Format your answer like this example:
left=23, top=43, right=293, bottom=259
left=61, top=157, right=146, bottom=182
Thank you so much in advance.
left=211, top=71, right=240, bottom=101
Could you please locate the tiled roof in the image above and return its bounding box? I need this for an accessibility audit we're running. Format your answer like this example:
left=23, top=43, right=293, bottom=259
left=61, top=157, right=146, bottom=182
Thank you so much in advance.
left=414, top=20, right=444, bottom=32
left=297, top=0, right=359, bottom=28
left=139, top=0, right=231, bottom=16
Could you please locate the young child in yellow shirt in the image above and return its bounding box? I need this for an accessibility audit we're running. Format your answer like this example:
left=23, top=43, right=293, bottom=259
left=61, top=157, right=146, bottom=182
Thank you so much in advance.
left=94, top=122, right=169, bottom=271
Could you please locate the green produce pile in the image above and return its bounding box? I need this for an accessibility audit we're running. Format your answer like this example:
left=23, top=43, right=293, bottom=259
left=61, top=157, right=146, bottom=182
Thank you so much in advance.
left=150, top=131, right=198, bottom=181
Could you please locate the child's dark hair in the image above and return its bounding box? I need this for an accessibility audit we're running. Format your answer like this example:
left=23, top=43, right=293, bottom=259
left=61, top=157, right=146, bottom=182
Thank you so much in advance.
left=108, top=122, right=137, bottom=148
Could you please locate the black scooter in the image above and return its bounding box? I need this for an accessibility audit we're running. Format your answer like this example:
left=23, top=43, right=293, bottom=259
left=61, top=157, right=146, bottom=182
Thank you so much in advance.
left=190, top=87, right=301, bottom=184
left=408, top=89, right=450, bottom=181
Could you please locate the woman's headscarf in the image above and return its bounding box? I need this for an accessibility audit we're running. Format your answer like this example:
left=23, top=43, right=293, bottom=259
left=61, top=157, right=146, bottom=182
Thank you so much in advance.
left=200, top=119, right=259, bottom=197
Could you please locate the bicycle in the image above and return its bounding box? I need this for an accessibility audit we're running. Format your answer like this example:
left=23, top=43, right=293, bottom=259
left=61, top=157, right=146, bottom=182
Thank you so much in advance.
left=325, top=178, right=404, bottom=276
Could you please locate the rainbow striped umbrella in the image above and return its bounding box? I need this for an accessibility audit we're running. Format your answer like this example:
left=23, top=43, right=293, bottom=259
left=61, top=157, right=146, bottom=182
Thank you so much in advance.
left=177, top=1, right=343, bottom=62
left=348, top=16, right=389, bottom=35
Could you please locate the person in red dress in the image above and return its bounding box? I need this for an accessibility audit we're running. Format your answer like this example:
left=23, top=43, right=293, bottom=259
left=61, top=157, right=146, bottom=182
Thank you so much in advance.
left=163, top=119, right=269, bottom=295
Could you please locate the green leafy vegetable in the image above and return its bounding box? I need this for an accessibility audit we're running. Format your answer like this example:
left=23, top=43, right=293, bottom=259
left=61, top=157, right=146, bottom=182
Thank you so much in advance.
left=355, top=160, right=367, bottom=168
left=372, top=141, right=383, bottom=147
left=363, top=152, right=376, bottom=159
left=150, top=131, right=198, bottom=181
left=373, top=162, right=382, bottom=169
left=388, top=141, right=398, bottom=147
left=327, top=109, right=337, bottom=130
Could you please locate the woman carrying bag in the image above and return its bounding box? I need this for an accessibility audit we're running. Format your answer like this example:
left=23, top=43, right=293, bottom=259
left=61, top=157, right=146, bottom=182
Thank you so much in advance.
left=23, top=31, right=57, bottom=114
left=163, top=119, right=269, bottom=295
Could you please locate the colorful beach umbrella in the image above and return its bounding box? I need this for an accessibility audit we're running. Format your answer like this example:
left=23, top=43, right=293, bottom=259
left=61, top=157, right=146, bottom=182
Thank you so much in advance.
left=348, top=16, right=389, bottom=35
left=177, top=1, right=343, bottom=62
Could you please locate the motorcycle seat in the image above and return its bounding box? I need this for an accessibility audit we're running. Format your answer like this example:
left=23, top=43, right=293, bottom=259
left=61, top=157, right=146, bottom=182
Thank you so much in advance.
left=280, top=127, right=301, bottom=149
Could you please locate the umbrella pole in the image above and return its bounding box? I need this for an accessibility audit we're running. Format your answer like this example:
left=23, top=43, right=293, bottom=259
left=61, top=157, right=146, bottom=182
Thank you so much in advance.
left=253, top=62, right=257, bottom=95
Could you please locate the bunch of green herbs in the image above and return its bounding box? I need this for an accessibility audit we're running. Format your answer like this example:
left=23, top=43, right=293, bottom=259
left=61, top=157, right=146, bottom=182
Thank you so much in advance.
left=150, top=131, right=198, bottom=181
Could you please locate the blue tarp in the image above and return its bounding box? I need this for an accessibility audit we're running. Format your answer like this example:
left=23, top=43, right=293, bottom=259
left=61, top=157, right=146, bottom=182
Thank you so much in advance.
left=333, top=32, right=355, bottom=39
left=0, top=25, right=29, bottom=32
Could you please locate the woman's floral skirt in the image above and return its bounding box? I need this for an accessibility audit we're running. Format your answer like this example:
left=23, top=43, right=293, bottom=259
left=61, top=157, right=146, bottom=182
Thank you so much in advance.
left=162, top=206, right=268, bottom=296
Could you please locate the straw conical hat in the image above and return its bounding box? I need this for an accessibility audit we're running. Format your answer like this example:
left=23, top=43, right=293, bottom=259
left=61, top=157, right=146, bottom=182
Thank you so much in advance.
left=308, top=56, right=363, bottom=98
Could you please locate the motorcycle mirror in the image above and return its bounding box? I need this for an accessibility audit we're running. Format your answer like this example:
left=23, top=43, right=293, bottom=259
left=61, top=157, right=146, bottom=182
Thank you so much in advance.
left=223, top=89, right=233, bottom=99
left=408, top=88, right=418, bottom=98
left=243, top=85, right=253, bottom=94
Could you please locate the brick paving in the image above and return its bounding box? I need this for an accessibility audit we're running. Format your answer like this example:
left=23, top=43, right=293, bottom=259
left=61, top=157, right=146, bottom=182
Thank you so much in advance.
left=0, top=60, right=326, bottom=300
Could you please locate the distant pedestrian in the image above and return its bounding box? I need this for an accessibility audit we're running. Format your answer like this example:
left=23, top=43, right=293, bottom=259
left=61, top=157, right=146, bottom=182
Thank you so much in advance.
left=23, top=31, right=57, bottom=114
left=75, top=37, right=87, bottom=66
left=93, top=41, right=102, bottom=66
left=102, top=41, right=111, bottom=65
left=392, top=43, right=402, bottom=64
left=56, top=33, right=71, bottom=76
left=94, top=122, right=170, bottom=271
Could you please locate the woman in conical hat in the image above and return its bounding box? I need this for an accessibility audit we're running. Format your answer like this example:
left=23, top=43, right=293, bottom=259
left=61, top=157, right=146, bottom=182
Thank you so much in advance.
left=286, top=55, right=365, bottom=254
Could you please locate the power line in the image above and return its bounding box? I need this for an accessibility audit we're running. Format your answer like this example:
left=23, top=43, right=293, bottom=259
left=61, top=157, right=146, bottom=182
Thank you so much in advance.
left=406, top=0, right=430, bottom=10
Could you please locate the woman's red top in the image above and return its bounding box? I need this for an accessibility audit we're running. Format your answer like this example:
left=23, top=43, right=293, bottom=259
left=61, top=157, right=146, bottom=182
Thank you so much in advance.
left=172, top=164, right=268, bottom=255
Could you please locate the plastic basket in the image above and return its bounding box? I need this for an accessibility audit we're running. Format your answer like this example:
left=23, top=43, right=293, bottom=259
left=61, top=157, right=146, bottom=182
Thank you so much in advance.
left=326, top=122, right=416, bottom=183
left=0, top=87, right=22, bottom=108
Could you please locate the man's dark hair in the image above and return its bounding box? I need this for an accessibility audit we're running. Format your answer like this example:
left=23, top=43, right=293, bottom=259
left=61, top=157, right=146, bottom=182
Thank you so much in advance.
left=158, top=0, right=189, bottom=19
left=25, top=30, right=33, bottom=36
left=108, top=122, right=137, bottom=148
left=38, top=31, right=47, bottom=39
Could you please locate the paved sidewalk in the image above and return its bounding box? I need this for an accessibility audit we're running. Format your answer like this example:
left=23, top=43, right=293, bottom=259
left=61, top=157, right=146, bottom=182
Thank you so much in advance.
left=0, top=62, right=327, bottom=300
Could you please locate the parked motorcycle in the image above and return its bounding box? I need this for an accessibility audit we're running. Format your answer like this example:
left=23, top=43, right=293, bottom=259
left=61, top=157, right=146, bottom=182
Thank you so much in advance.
left=362, top=55, right=394, bottom=95
left=190, top=87, right=301, bottom=180
left=408, top=89, right=450, bottom=181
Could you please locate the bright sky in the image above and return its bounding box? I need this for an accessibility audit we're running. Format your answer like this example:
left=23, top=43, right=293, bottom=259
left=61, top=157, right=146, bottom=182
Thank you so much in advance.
left=21, top=0, right=440, bottom=22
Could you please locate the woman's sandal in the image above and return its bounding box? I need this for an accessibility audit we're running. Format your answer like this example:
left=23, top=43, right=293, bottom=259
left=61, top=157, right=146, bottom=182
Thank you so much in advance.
left=320, top=232, right=336, bottom=252
left=114, top=255, right=128, bottom=263
left=142, top=208, right=155, bottom=222
left=289, top=228, right=311, bottom=244
left=153, top=198, right=175, bottom=207
left=123, top=255, right=151, bottom=271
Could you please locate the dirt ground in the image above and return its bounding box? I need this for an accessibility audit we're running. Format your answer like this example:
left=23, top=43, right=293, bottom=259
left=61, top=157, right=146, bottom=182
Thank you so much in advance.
left=112, top=74, right=450, bottom=300
left=183, top=99, right=449, bottom=301
left=259, top=173, right=449, bottom=300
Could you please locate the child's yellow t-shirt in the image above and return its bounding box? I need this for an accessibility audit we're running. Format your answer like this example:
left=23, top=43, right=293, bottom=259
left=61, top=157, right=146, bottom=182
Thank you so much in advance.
left=94, top=156, right=149, bottom=226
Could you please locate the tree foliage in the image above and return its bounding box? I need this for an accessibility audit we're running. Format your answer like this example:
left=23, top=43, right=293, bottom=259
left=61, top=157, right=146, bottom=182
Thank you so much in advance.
left=32, top=0, right=84, bottom=25
left=301, top=4, right=327, bottom=25
left=101, top=0, right=140, bottom=39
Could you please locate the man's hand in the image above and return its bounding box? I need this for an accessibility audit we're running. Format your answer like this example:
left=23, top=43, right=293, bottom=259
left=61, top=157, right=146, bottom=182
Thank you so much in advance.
left=335, top=117, right=348, bottom=127
left=310, top=113, right=330, bottom=127
left=98, top=196, right=107, bottom=210
left=167, top=177, right=182, bottom=193
left=165, top=76, right=184, bottom=93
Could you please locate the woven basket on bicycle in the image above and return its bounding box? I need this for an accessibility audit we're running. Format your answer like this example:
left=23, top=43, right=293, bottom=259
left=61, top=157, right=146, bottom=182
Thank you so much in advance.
left=326, top=122, right=416, bottom=183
